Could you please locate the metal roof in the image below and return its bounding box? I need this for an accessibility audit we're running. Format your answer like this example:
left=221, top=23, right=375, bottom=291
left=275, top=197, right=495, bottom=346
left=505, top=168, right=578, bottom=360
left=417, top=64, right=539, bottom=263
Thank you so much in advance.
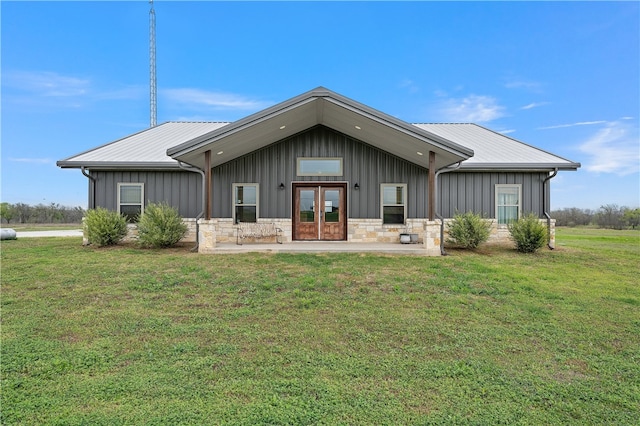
left=413, top=123, right=580, bottom=171
left=57, top=122, right=228, bottom=169
left=56, top=91, right=579, bottom=172
left=166, top=87, right=474, bottom=171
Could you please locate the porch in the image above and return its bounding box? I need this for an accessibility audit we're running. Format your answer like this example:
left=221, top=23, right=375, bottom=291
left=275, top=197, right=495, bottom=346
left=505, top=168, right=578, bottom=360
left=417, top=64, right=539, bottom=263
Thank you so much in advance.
left=196, top=218, right=443, bottom=256
left=211, top=240, right=432, bottom=255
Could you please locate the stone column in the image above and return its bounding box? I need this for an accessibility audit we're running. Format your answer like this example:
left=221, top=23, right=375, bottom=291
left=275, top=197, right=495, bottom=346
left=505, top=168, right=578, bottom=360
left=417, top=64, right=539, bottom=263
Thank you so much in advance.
left=423, top=220, right=442, bottom=256
left=198, top=218, right=217, bottom=253
left=548, top=219, right=556, bottom=249
left=82, top=217, right=89, bottom=246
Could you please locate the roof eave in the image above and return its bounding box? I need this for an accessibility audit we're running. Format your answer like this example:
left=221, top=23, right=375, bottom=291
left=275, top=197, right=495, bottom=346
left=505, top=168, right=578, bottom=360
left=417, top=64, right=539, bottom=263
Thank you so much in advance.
left=56, top=161, right=182, bottom=170
left=458, top=162, right=581, bottom=171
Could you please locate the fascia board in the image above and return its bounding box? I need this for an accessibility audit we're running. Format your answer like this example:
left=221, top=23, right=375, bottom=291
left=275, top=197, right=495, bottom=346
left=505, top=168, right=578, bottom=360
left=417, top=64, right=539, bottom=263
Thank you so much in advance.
left=458, top=162, right=581, bottom=171
left=56, top=161, right=182, bottom=170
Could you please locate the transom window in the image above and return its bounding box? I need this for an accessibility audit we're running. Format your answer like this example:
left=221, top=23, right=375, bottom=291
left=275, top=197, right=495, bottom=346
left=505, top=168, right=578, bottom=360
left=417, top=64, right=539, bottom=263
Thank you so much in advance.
left=233, top=183, right=258, bottom=224
left=381, top=184, right=407, bottom=225
left=118, top=183, right=144, bottom=223
left=496, top=184, right=521, bottom=225
left=297, top=158, right=343, bottom=176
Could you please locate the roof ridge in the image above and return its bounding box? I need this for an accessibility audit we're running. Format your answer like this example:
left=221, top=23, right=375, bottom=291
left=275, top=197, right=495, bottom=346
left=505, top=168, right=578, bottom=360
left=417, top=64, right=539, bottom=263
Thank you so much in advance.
left=412, top=122, right=474, bottom=125
left=166, top=121, right=231, bottom=124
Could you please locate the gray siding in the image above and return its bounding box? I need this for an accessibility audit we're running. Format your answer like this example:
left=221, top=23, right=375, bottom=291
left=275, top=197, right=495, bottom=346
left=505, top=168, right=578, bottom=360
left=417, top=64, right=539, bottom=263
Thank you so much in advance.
left=89, top=127, right=551, bottom=222
left=438, top=171, right=549, bottom=218
left=91, top=170, right=202, bottom=217
left=212, top=126, right=429, bottom=219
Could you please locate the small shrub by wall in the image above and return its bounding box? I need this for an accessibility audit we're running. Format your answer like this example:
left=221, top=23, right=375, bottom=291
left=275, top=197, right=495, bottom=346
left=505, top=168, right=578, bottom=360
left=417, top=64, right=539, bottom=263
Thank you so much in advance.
left=137, top=202, right=188, bottom=248
left=508, top=213, right=547, bottom=253
left=84, top=207, right=128, bottom=246
left=446, top=211, right=492, bottom=249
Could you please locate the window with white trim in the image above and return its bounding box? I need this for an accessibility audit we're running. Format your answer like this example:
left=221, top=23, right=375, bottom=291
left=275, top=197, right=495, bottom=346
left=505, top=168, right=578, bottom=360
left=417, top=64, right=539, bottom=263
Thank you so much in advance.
left=297, top=157, right=343, bottom=176
left=118, top=183, right=144, bottom=223
left=496, top=184, right=521, bottom=225
left=233, top=183, right=258, bottom=224
left=381, top=184, right=407, bottom=225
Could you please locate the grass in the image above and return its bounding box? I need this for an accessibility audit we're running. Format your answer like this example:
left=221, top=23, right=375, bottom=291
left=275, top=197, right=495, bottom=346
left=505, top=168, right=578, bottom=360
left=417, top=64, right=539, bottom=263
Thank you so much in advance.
left=1, top=228, right=639, bottom=424
left=1, top=223, right=82, bottom=232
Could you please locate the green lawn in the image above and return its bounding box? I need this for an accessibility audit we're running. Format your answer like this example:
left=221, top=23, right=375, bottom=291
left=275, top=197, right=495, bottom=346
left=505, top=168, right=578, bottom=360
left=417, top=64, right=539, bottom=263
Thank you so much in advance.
left=1, top=223, right=82, bottom=232
left=2, top=228, right=639, bottom=424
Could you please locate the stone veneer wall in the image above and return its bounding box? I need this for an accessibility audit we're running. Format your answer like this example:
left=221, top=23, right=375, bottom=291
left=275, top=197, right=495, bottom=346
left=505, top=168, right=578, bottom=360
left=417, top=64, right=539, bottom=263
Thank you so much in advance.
left=113, top=217, right=554, bottom=252
left=347, top=218, right=428, bottom=243
left=119, top=218, right=199, bottom=243
left=440, top=218, right=556, bottom=248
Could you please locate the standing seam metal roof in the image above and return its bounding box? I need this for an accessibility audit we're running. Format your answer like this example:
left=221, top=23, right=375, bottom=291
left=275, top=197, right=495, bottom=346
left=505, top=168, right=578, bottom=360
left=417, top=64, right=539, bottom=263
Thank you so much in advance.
left=57, top=121, right=579, bottom=171
left=413, top=123, right=580, bottom=170
left=57, top=122, right=229, bottom=168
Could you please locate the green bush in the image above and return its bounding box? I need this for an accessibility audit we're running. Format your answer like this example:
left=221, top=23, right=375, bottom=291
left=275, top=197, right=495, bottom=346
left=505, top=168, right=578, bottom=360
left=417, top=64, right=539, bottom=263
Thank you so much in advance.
left=84, top=207, right=128, bottom=247
left=137, top=202, right=188, bottom=248
left=508, top=213, right=547, bottom=253
left=446, top=211, right=492, bottom=249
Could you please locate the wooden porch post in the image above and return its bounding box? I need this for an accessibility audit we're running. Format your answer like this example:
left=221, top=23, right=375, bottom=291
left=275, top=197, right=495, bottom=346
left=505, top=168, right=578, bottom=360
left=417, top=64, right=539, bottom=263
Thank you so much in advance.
left=428, top=151, right=436, bottom=221
left=204, top=150, right=212, bottom=220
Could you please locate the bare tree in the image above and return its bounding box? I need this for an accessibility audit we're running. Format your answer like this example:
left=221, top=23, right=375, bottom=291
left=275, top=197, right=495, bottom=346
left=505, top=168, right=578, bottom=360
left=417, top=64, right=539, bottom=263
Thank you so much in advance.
left=595, top=204, right=626, bottom=229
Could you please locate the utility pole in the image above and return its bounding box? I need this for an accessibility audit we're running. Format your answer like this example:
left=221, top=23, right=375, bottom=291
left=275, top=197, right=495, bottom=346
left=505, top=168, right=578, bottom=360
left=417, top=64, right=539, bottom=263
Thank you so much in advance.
left=149, top=0, right=157, bottom=127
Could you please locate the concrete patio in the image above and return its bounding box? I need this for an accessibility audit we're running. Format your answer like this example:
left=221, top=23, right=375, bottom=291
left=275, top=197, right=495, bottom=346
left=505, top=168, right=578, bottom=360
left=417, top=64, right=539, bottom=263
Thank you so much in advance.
left=212, top=241, right=431, bottom=255
left=10, top=230, right=434, bottom=255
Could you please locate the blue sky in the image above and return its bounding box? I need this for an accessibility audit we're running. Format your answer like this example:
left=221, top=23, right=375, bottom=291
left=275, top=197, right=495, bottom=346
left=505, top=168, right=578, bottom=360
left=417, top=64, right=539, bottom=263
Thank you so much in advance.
left=2, top=1, right=639, bottom=210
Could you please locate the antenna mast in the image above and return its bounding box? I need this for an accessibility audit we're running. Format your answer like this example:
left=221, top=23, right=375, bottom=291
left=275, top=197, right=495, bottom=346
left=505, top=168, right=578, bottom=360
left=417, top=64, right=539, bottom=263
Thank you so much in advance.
left=149, top=0, right=157, bottom=127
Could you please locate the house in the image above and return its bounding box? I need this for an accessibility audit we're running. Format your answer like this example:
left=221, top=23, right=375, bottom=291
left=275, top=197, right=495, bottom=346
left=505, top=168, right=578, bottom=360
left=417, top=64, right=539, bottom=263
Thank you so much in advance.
left=57, top=87, right=580, bottom=255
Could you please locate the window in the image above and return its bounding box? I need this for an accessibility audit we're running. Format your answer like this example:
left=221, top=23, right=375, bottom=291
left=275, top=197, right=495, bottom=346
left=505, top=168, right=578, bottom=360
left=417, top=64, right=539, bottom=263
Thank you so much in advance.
left=118, top=183, right=144, bottom=222
left=381, top=184, right=407, bottom=225
left=233, top=183, right=258, bottom=224
left=496, top=184, right=521, bottom=225
left=297, top=158, right=343, bottom=176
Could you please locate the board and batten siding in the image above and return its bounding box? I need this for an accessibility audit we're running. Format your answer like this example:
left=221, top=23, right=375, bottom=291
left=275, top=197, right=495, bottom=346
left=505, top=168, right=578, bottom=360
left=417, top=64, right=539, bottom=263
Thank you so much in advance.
left=211, top=126, right=430, bottom=219
left=91, top=170, right=202, bottom=218
left=438, top=171, right=550, bottom=219
left=90, top=127, right=551, bottom=222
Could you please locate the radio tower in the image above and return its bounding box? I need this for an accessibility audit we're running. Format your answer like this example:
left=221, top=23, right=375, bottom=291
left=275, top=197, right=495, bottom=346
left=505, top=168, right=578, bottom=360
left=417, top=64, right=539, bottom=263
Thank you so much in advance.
left=149, top=0, right=157, bottom=127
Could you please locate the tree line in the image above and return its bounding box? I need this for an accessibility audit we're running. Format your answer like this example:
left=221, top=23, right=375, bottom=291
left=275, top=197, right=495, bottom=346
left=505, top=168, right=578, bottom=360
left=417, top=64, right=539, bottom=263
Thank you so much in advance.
left=0, top=202, right=85, bottom=224
left=552, top=204, right=639, bottom=229
left=1, top=201, right=639, bottom=229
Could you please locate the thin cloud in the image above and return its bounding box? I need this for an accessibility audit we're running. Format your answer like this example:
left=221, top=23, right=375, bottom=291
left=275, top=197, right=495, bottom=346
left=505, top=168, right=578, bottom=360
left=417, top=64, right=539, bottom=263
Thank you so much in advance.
left=95, top=85, right=146, bottom=101
left=538, top=120, right=607, bottom=130
left=504, top=78, right=543, bottom=92
left=163, top=88, right=271, bottom=111
left=436, top=95, right=506, bottom=123
left=9, top=157, right=52, bottom=164
left=3, top=70, right=146, bottom=109
left=499, top=129, right=516, bottom=135
left=578, top=121, right=640, bottom=176
left=399, top=79, right=420, bottom=93
left=4, top=70, right=90, bottom=97
left=521, top=102, right=549, bottom=110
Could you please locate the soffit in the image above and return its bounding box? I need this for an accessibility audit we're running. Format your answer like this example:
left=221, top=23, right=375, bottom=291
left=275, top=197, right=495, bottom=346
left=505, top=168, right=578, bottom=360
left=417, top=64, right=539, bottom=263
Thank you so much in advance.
left=168, top=88, right=473, bottom=170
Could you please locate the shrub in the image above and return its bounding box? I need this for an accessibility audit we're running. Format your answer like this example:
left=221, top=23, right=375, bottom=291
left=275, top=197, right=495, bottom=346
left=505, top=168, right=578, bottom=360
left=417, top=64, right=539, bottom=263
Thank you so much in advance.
left=137, top=202, right=188, bottom=248
left=84, top=207, right=128, bottom=247
left=446, top=211, right=492, bottom=249
left=508, top=213, right=547, bottom=253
